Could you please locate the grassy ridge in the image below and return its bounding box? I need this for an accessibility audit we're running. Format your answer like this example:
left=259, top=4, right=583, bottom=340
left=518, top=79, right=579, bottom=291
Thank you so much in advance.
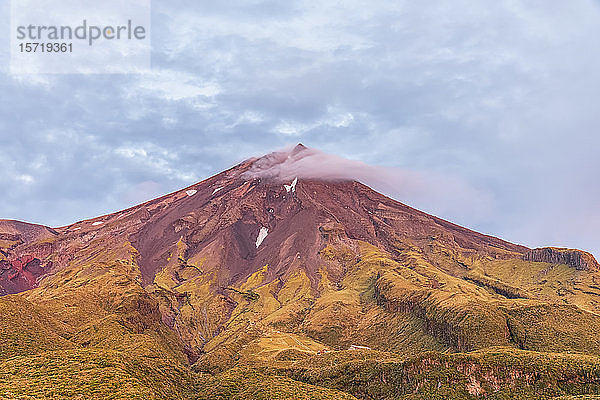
left=280, top=348, right=600, bottom=400
left=194, top=367, right=359, bottom=400
left=0, top=258, right=197, bottom=399
left=0, top=349, right=195, bottom=400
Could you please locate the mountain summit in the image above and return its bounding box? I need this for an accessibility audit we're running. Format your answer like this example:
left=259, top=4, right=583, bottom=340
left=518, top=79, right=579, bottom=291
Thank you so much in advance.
left=2, top=146, right=600, bottom=399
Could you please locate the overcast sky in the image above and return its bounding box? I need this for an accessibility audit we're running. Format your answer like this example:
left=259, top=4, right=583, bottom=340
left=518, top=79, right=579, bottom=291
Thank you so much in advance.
left=1, top=1, right=599, bottom=258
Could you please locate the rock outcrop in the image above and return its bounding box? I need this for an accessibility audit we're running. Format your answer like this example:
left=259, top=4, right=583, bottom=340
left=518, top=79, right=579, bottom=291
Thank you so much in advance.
left=0, top=220, right=57, bottom=294
left=0, top=255, right=49, bottom=294
left=523, top=247, right=599, bottom=271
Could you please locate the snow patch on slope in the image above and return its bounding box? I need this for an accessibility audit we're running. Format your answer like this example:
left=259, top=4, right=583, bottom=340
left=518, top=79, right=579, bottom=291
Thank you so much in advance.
left=92, top=221, right=104, bottom=226
left=212, top=187, right=223, bottom=195
left=186, top=190, right=197, bottom=197
left=255, top=227, right=269, bottom=248
left=284, top=177, right=298, bottom=193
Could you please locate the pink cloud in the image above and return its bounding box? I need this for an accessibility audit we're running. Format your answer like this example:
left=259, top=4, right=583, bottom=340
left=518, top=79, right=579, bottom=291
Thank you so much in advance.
left=242, top=145, right=495, bottom=224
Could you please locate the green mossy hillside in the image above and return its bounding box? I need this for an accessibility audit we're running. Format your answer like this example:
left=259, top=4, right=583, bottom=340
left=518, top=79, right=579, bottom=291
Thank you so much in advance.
left=194, top=367, right=359, bottom=400
left=0, top=349, right=195, bottom=400
left=282, top=348, right=600, bottom=400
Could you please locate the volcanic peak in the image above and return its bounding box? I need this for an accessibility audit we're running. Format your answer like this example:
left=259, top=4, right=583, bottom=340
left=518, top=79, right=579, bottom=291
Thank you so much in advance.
left=240, top=144, right=356, bottom=184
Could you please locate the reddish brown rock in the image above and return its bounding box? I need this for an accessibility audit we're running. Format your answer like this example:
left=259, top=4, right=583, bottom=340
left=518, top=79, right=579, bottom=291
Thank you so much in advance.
left=0, top=220, right=57, bottom=294
left=523, top=247, right=599, bottom=271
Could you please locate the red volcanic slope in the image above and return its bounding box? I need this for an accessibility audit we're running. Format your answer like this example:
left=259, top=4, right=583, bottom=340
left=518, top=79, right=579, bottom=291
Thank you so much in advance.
left=0, top=145, right=528, bottom=295
left=0, top=220, right=56, bottom=295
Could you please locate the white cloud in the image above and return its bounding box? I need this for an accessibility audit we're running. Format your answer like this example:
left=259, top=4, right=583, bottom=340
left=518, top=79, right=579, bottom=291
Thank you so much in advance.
left=16, top=174, right=35, bottom=184
left=125, top=70, right=221, bottom=101
left=115, top=147, right=148, bottom=158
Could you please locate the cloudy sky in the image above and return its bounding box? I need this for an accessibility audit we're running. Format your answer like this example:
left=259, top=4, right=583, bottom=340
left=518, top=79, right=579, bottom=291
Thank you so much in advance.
left=1, top=1, right=599, bottom=258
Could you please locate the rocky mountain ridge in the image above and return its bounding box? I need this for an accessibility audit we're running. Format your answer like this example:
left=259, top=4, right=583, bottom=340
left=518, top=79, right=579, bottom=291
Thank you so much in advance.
left=523, top=247, right=599, bottom=271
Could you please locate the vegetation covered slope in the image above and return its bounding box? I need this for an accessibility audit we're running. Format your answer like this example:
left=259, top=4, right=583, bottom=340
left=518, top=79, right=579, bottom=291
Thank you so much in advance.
left=0, top=254, right=197, bottom=399
left=280, top=348, right=600, bottom=399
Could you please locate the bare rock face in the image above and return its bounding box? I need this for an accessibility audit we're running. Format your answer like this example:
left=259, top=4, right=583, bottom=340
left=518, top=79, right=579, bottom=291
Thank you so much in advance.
left=523, top=247, right=599, bottom=271
left=0, top=255, right=49, bottom=295
left=0, top=220, right=57, bottom=294
left=0, top=220, right=57, bottom=245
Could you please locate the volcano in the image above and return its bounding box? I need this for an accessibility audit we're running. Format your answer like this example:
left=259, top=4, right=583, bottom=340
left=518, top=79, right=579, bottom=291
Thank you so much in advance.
left=2, top=145, right=600, bottom=399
